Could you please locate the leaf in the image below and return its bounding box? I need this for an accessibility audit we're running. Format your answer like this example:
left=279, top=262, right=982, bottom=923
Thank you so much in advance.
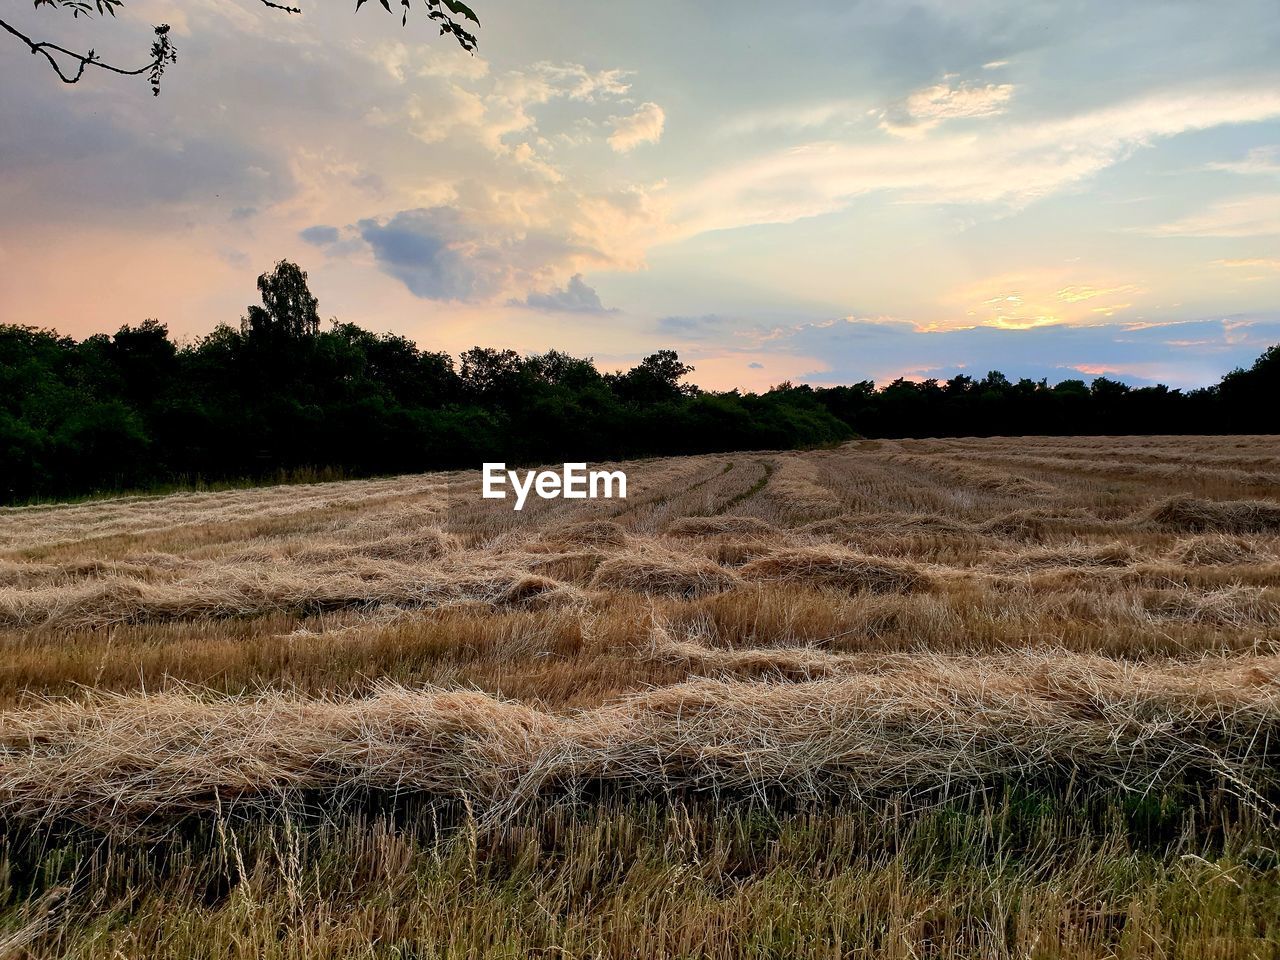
left=440, top=0, right=480, bottom=25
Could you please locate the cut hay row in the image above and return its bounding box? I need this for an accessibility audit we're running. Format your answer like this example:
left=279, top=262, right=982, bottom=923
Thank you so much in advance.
left=1140, top=585, right=1280, bottom=628
left=643, top=624, right=872, bottom=678
left=879, top=452, right=1057, bottom=499
left=954, top=441, right=1280, bottom=471
left=740, top=547, right=931, bottom=593
left=589, top=552, right=743, bottom=597
left=3, top=650, right=1278, bottom=831
left=537, top=518, right=629, bottom=548
left=762, top=456, right=846, bottom=519
left=798, top=507, right=1109, bottom=545
left=978, top=507, right=1104, bottom=540
left=1166, top=534, right=1275, bottom=566
left=0, top=474, right=456, bottom=552
left=665, top=515, right=779, bottom=538
left=1143, top=495, right=1280, bottom=533
left=0, top=560, right=573, bottom=629
left=2, top=540, right=1275, bottom=631
left=987, top=541, right=1141, bottom=572
left=943, top=449, right=1280, bottom=490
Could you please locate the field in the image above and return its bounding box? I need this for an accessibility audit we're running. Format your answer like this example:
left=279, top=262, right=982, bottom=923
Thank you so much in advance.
left=3, top=436, right=1280, bottom=958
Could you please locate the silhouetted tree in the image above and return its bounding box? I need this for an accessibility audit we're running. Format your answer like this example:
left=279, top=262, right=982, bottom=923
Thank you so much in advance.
left=611, top=350, right=697, bottom=405
left=1217, top=345, right=1280, bottom=433
left=459, top=347, right=523, bottom=403
left=107, top=320, right=177, bottom=407
left=242, top=261, right=320, bottom=342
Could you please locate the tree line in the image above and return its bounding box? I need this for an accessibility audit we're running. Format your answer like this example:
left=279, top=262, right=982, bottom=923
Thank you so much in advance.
left=1, top=260, right=1276, bottom=503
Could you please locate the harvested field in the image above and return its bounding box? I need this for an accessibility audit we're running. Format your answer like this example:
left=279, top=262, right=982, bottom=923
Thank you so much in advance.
left=3, top=435, right=1280, bottom=957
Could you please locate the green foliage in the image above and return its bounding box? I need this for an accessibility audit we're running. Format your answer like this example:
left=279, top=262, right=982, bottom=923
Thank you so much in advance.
left=242, top=260, right=321, bottom=342
left=1217, top=344, right=1280, bottom=431
left=609, top=349, right=698, bottom=405
left=0, top=259, right=1273, bottom=503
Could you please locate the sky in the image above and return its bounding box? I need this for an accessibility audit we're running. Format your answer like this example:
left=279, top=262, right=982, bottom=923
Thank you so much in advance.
left=1, top=0, right=1279, bottom=391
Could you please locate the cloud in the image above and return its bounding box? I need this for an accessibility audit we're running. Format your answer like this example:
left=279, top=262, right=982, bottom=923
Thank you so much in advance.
left=300, top=225, right=340, bottom=246
left=719, top=77, right=1012, bottom=141
left=1055, top=284, right=1141, bottom=303
left=716, top=100, right=867, bottom=137
left=0, top=90, right=291, bottom=223
left=1208, top=145, right=1280, bottom=176
left=5, top=0, right=1279, bottom=367
left=516, top=274, right=615, bottom=313
left=372, top=40, right=490, bottom=83
left=355, top=191, right=667, bottom=303
left=608, top=102, right=666, bottom=153
left=879, top=78, right=1014, bottom=137
left=760, top=314, right=1280, bottom=389
left=655, top=314, right=746, bottom=341
left=531, top=62, right=632, bottom=102
left=385, top=60, right=638, bottom=160
left=678, top=84, right=1280, bottom=235
left=329, top=55, right=671, bottom=301
left=1147, top=194, right=1280, bottom=237
left=938, top=270, right=1147, bottom=329
left=358, top=208, right=487, bottom=301
left=748, top=361, right=765, bottom=369
left=403, top=85, right=490, bottom=145
left=1215, top=257, right=1280, bottom=270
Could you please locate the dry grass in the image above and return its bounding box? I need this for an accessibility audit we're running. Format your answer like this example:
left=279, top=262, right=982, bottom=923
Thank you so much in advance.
left=740, top=546, right=930, bottom=593
left=1167, top=533, right=1272, bottom=566
left=5, top=646, right=1277, bottom=831
left=665, top=515, right=779, bottom=537
left=2, top=435, right=1279, bottom=696
left=1142, top=494, right=1280, bottom=532
left=988, top=541, right=1141, bottom=572
left=4, top=436, right=1280, bottom=957
left=535, top=518, right=629, bottom=548
left=642, top=623, right=858, bottom=679
left=979, top=507, right=1102, bottom=540
left=589, top=551, right=742, bottom=597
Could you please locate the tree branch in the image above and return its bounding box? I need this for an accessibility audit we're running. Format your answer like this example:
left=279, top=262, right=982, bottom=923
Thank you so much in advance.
left=0, top=18, right=176, bottom=93
left=3, top=0, right=477, bottom=96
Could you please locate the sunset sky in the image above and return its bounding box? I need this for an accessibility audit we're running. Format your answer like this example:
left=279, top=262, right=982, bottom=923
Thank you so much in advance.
left=2, top=0, right=1279, bottom=390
